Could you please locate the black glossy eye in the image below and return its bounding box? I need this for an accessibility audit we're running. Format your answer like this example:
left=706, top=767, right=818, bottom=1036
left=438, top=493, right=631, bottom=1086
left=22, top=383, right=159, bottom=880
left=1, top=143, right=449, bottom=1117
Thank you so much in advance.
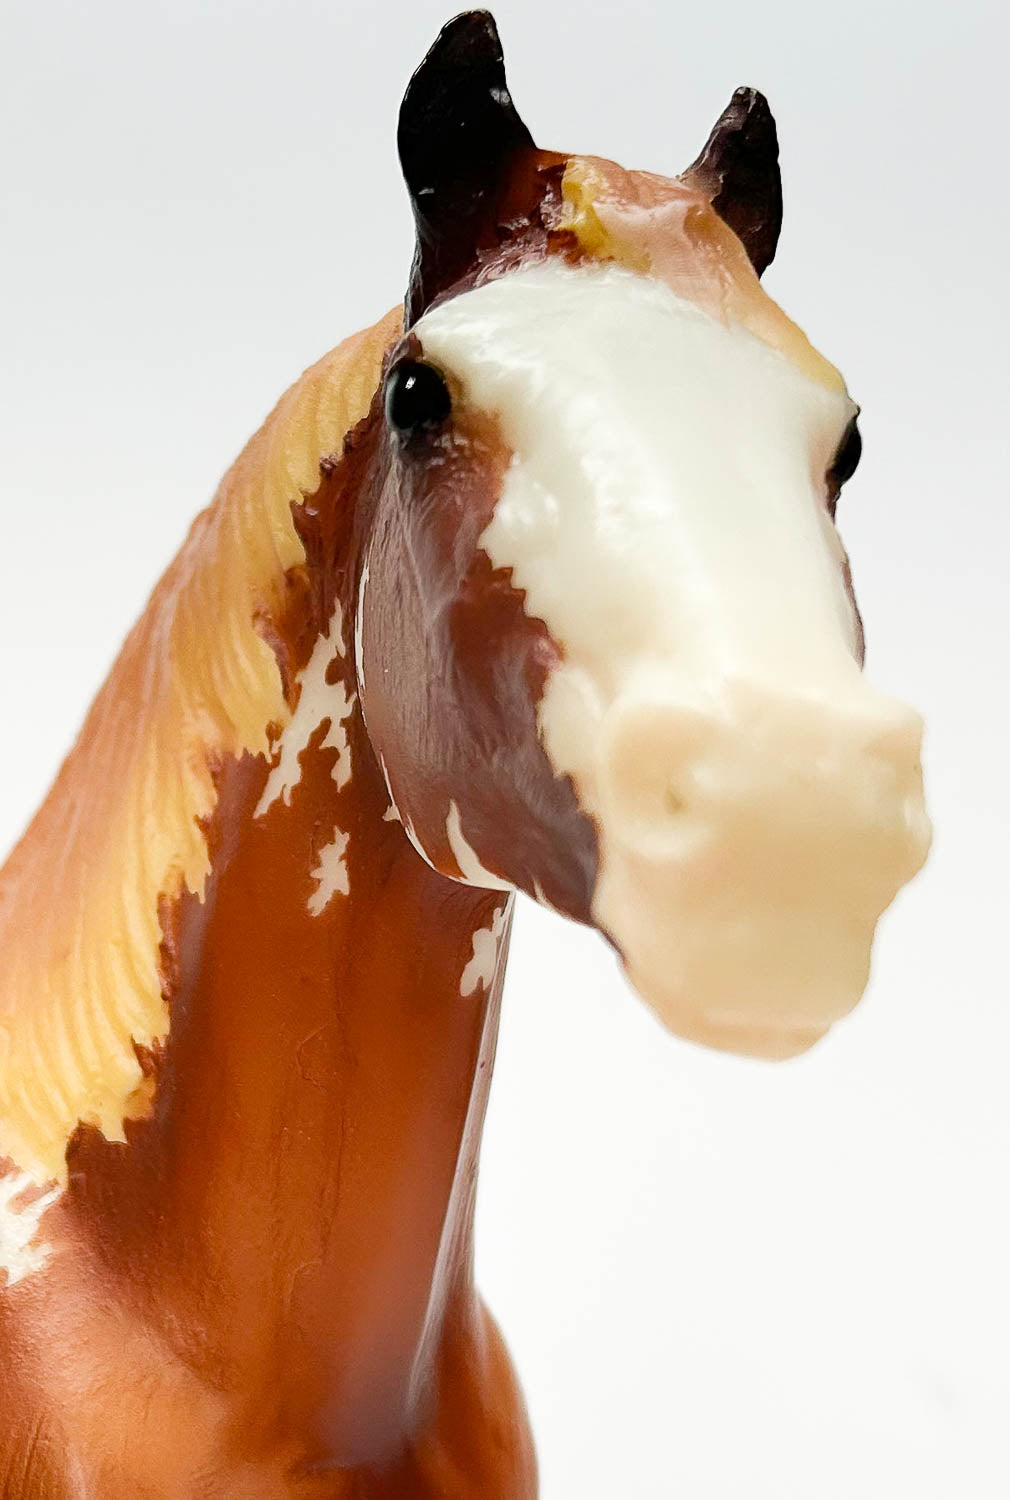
left=384, top=358, right=452, bottom=436
left=826, top=415, right=862, bottom=511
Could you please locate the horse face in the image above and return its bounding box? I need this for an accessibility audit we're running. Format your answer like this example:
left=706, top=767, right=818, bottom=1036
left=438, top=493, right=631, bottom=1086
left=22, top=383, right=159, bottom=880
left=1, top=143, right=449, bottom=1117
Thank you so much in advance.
left=356, top=13, right=931, bottom=1060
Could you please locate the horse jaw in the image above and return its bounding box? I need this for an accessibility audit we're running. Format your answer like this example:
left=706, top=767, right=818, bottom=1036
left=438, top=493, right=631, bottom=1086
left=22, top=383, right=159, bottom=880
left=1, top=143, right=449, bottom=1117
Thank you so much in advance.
left=415, top=258, right=931, bottom=1059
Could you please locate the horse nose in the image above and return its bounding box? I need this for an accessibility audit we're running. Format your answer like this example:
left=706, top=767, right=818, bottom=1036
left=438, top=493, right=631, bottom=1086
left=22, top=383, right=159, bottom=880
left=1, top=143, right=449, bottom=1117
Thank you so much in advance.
left=598, top=683, right=930, bottom=879
left=599, top=701, right=718, bottom=833
left=589, top=680, right=929, bottom=1055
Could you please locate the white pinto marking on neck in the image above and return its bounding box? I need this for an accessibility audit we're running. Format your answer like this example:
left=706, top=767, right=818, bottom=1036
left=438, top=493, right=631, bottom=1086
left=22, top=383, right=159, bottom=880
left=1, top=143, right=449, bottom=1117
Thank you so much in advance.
left=460, top=898, right=513, bottom=997
left=0, top=1170, right=61, bottom=1287
left=255, top=603, right=358, bottom=913
left=309, top=827, right=351, bottom=914
left=417, top=260, right=930, bottom=1057
left=256, top=602, right=354, bottom=818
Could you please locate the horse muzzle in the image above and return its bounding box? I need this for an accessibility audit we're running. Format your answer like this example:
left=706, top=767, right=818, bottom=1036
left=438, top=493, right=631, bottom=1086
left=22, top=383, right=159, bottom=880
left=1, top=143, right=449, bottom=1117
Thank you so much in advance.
left=588, top=677, right=932, bottom=1057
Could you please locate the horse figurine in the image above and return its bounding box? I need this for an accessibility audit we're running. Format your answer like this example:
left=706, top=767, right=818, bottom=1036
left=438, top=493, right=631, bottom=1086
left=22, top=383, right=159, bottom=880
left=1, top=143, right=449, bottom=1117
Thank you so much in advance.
left=0, top=11, right=930, bottom=1495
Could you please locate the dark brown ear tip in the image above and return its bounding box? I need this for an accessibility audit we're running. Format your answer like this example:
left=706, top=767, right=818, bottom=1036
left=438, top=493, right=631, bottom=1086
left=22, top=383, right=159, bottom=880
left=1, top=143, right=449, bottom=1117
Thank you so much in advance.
left=405, top=10, right=504, bottom=87
left=399, top=8, right=535, bottom=325
left=398, top=9, right=532, bottom=186
left=438, top=9, right=503, bottom=53
left=685, top=85, right=783, bottom=277
left=713, top=87, right=780, bottom=163
left=731, top=86, right=774, bottom=116
left=738, top=88, right=778, bottom=146
left=399, top=10, right=508, bottom=136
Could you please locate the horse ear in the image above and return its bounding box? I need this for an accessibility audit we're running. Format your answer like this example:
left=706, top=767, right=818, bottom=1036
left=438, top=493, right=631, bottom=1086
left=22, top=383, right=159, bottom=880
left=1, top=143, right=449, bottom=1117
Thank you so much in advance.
left=682, top=88, right=782, bottom=277
left=398, top=10, right=536, bottom=324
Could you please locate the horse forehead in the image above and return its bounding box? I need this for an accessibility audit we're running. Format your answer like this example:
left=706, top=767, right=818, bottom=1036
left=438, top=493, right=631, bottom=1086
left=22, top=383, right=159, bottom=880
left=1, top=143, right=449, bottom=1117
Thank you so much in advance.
left=415, top=260, right=852, bottom=459
left=560, top=155, right=847, bottom=396
left=416, top=160, right=847, bottom=402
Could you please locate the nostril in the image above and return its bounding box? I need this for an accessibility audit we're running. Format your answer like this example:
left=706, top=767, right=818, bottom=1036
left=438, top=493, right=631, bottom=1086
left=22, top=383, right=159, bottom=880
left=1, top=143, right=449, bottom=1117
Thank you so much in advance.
left=600, top=699, right=716, bottom=833
left=663, top=785, right=688, bottom=816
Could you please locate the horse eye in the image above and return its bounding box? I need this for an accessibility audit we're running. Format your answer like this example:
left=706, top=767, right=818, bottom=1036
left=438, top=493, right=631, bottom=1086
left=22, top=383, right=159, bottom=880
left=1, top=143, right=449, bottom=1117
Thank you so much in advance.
left=385, top=358, right=452, bottom=436
left=826, top=415, right=862, bottom=510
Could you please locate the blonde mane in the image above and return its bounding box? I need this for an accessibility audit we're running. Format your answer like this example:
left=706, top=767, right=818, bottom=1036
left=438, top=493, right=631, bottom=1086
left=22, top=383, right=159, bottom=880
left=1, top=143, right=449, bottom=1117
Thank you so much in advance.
left=0, top=309, right=400, bottom=1185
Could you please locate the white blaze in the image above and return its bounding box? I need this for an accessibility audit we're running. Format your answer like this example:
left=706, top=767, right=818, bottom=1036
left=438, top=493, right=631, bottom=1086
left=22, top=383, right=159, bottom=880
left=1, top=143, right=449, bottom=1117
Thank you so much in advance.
left=419, top=262, right=861, bottom=705
left=417, top=261, right=930, bottom=1057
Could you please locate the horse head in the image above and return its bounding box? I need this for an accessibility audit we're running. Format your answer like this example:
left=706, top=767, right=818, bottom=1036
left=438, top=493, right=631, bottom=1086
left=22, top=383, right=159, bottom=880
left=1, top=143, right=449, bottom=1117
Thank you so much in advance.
left=357, top=10, right=931, bottom=1061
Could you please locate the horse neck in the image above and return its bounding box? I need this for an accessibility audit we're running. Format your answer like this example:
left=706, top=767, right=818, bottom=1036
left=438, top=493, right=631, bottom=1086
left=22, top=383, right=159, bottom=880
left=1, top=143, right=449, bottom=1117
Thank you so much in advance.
left=66, top=660, right=513, bottom=1462
left=0, top=308, right=520, bottom=1458
left=59, top=398, right=515, bottom=1465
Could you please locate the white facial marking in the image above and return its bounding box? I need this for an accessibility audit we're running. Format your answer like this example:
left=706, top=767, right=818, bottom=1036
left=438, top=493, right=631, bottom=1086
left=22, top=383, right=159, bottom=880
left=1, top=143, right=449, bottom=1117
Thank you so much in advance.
left=460, top=899, right=513, bottom=998
left=445, top=801, right=513, bottom=891
left=419, top=262, right=861, bottom=695
left=0, top=1169, right=61, bottom=1287
left=376, top=757, right=509, bottom=886
left=418, top=260, right=930, bottom=1056
left=256, top=602, right=355, bottom=819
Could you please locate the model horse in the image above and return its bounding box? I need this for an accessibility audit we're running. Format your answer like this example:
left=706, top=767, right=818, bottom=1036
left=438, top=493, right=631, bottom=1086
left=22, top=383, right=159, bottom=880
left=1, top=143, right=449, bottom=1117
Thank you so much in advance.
left=0, top=12, right=929, bottom=1495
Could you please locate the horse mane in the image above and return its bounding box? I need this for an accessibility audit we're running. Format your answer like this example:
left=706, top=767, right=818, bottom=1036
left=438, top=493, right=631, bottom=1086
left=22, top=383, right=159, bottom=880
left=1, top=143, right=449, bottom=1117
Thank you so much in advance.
left=0, top=308, right=401, bottom=1185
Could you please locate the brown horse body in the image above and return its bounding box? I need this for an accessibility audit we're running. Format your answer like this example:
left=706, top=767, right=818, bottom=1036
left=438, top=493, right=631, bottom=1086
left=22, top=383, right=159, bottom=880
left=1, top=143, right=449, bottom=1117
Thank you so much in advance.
left=0, top=13, right=929, bottom=1495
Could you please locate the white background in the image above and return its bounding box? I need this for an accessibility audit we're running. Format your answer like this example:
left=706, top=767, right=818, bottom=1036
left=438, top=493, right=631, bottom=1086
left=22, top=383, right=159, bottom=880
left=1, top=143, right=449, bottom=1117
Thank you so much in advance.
left=1, top=1, right=1007, bottom=1495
